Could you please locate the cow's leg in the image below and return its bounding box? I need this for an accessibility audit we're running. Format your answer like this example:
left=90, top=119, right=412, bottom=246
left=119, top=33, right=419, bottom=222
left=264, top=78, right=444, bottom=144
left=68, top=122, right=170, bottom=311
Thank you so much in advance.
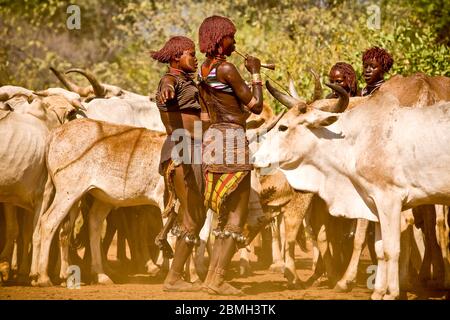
left=284, top=202, right=304, bottom=289
left=377, top=199, right=402, bottom=300
left=88, top=199, right=113, bottom=284
left=16, top=210, right=34, bottom=285
left=30, top=172, right=55, bottom=281
left=58, top=205, right=79, bottom=283
left=423, top=205, right=445, bottom=288
left=335, top=218, right=369, bottom=292
left=0, top=204, right=18, bottom=283
left=399, top=219, right=412, bottom=292
left=305, top=254, right=325, bottom=287
left=102, top=213, right=117, bottom=261
left=304, top=210, right=319, bottom=272
left=371, top=223, right=387, bottom=300
left=33, top=192, right=81, bottom=287
left=311, top=240, right=320, bottom=272
left=316, top=223, right=337, bottom=286
left=269, top=214, right=285, bottom=273
left=435, top=205, right=450, bottom=288
left=411, top=225, right=425, bottom=274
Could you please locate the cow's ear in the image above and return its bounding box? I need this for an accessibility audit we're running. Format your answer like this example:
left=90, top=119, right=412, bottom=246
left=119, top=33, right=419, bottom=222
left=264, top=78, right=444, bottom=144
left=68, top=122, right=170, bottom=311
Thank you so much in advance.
left=301, top=110, right=339, bottom=128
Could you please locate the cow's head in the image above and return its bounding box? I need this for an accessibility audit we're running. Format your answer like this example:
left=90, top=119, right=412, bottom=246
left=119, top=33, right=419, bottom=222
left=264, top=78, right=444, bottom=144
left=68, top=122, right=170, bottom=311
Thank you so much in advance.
left=252, top=81, right=346, bottom=170
left=27, top=95, right=82, bottom=129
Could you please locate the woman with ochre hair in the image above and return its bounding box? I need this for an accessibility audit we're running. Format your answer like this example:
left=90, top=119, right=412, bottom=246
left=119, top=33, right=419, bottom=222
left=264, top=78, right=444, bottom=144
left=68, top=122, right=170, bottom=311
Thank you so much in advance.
left=151, top=36, right=206, bottom=292
left=197, top=15, right=264, bottom=296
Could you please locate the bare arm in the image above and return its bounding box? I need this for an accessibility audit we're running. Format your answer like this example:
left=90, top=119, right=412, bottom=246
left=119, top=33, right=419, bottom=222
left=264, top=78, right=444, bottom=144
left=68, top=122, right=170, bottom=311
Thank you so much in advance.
left=216, top=58, right=263, bottom=115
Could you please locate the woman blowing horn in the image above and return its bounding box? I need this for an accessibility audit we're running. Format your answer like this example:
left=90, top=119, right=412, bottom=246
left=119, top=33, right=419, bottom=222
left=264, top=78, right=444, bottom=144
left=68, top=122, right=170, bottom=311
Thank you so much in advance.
left=197, top=15, right=263, bottom=296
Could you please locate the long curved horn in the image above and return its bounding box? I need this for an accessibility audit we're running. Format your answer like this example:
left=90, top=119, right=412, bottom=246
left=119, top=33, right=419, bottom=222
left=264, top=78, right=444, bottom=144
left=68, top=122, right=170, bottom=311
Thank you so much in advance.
left=65, top=68, right=106, bottom=98
left=308, top=68, right=323, bottom=102
left=50, top=67, right=85, bottom=95
left=287, top=72, right=300, bottom=100
left=325, top=83, right=349, bottom=112
left=266, top=80, right=303, bottom=110
left=248, top=109, right=287, bottom=143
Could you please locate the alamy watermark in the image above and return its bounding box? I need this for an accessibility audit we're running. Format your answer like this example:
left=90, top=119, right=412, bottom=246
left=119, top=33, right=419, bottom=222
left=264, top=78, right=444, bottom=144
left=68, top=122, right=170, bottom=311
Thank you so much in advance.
left=366, top=264, right=377, bottom=289
left=66, top=265, right=81, bottom=289
left=367, top=4, right=381, bottom=30
left=66, top=5, right=81, bottom=30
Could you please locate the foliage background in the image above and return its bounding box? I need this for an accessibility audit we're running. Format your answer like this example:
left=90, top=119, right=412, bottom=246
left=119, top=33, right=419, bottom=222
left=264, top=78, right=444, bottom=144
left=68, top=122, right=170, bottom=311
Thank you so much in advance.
left=1, top=0, right=449, bottom=111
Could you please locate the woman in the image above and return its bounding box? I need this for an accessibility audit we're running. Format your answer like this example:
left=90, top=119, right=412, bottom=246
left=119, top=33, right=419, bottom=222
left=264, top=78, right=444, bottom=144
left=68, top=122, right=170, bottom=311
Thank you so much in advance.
left=151, top=36, right=206, bottom=292
left=197, top=15, right=263, bottom=296
left=361, top=46, right=394, bottom=96
left=326, top=62, right=359, bottom=98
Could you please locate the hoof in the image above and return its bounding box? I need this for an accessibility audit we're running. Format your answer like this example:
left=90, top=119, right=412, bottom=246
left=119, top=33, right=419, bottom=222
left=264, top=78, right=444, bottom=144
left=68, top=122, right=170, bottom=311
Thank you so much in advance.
left=269, top=262, right=285, bottom=273
left=146, top=261, right=161, bottom=277
left=334, top=280, right=353, bottom=293
left=371, top=290, right=385, bottom=300
left=0, top=262, right=10, bottom=282
left=97, top=273, right=114, bottom=285
left=34, top=276, right=54, bottom=287
left=382, top=293, right=399, bottom=300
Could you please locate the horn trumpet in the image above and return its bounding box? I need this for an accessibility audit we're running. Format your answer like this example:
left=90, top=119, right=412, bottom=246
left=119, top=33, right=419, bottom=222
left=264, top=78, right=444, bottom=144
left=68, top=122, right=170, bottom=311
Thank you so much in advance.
left=234, top=50, right=275, bottom=70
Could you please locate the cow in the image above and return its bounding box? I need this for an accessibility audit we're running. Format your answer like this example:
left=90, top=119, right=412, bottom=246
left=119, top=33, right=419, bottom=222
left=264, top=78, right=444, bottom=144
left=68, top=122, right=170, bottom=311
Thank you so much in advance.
left=252, top=77, right=450, bottom=299
left=0, top=93, right=82, bottom=285
left=283, top=72, right=450, bottom=292
left=30, top=118, right=168, bottom=286
left=50, top=67, right=165, bottom=132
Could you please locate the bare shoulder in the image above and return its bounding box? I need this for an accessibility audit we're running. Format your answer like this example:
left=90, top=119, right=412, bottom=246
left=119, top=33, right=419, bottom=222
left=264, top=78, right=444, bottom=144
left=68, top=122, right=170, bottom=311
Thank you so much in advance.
left=216, top=61, right=239, bottom=75
left=216, top=61, right=241, bottom=82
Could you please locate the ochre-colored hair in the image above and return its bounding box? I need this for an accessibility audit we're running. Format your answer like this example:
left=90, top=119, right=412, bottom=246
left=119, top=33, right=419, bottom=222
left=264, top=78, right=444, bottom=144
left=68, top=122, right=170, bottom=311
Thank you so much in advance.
left=362, top=46, right=394, bottom=72
left=150, top=36, right=195, bottom=63
left=199, top=15, right=236, bottom=55
left=330, top=62, right=358, bottom=97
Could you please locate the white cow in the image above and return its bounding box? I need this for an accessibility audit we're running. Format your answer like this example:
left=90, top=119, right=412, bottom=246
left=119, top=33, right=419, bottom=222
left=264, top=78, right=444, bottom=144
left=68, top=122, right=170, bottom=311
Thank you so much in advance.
left=253, top=82, right=450, bottom=299
left=0, top=94, right=81, bottom=284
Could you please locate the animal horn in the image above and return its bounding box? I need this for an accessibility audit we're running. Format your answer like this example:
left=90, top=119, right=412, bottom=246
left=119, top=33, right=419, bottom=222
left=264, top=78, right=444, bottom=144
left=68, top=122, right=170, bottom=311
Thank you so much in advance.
left=287, top=72, right=300, bottom=100
left=50, top=67, right=85, bottom=95
left=265, top=80, right=305, bottom=111
left=65, top=68, right=106, bottom=98
left=325, top=83, right=349, bottom=112
left=308, top=68, right=323, bottom=102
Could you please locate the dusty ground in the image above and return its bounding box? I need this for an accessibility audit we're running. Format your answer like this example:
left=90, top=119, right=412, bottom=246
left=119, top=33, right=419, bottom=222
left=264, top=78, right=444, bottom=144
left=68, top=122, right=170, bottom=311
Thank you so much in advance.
left=1, top=246, right=447, bottom=300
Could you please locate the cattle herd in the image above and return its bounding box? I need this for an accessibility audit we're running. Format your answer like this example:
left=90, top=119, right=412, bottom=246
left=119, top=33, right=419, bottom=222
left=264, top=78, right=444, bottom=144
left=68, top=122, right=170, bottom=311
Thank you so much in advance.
left=0, top=67, right=449, bottom=300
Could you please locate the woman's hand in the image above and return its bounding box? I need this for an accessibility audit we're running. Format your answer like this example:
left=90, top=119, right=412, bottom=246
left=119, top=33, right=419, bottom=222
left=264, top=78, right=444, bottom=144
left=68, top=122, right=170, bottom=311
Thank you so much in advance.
left=244, top=55, right=261, bottom=74
left=160, top=84, right=175, bottom=103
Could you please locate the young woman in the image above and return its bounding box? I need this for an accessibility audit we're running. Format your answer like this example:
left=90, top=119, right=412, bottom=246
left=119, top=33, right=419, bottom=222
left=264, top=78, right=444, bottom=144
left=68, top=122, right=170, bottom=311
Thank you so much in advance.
left=197, top=15, right=263, bottom=296
left=326, top=62, right=359, bottom=98
left=151, top=36, right=206, bottom=292
left=361, top=46, right=394, bottom=96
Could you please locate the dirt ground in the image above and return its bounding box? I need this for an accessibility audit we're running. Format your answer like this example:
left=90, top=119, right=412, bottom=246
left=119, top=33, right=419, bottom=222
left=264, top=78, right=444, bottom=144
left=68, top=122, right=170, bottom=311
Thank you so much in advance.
left=1, top=245, right=447, bottom=300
